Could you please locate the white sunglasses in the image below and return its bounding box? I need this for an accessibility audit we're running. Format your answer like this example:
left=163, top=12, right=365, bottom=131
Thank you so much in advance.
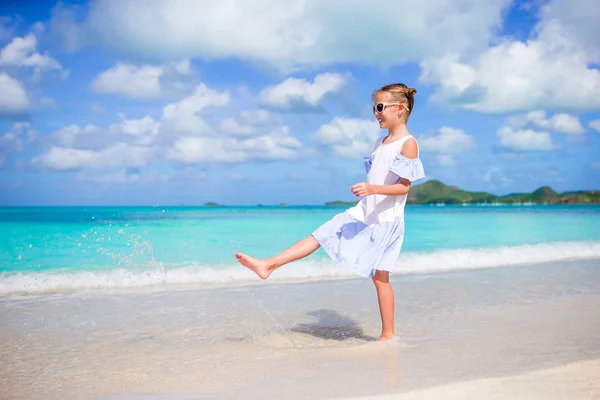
left=372, top=102, right=409, bottom=114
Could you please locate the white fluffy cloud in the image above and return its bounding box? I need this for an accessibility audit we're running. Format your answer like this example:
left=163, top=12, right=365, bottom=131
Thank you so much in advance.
left=161, top=83, right=229, bottom=135
left=495, top=109, right=588, bottom=152
left=540, top=0, right=600, bottom=63
left=50, top=124, right=101, bottom=148
left=420, top=0, right=600, bottom=113
left=51, top=0, right=510, bottom=71
left=0, top=34, right=65, bottom=118
left=0, top=34, right=62, bottom=70
left=219, top=109, right=273, bottom=137
left=35, top=82, right=304, bottom=169
left=420, top=127, right=476, bottom=153
left=166, top=133, right=302, bottom=164
left=91, top=64, right=163, bottom=99
left=506, top=111, right=584, bottom=134
left=434, top=154, right=457, bottom=167
left=497, top=127, right=556, bottom=151
left=33, top=143, right=154, bottom=171
left=311, top=118, right=380, bottom=158
left=164, top=89, right=304, bottom=164
left=37, top=121, right=158, bottom=170
left=91, top=60, right=193, bottom=99
left=259, top=73, right=348, bottom=110
left=590, top=120, right=600, bottom=133
left=109, top=114, right=161, bottom=145
left=419, top=126, right=476, bottom=166
left=0, top=73, right=28, bottom=116
left=166, top=137, right=237, bottom=164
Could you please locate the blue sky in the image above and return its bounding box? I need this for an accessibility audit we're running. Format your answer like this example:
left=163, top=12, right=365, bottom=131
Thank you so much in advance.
left=0, top=0, right=599, bottom=206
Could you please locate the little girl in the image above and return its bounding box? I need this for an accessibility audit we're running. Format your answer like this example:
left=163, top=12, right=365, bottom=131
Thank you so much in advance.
left=236, top=83, right=425, bottom=341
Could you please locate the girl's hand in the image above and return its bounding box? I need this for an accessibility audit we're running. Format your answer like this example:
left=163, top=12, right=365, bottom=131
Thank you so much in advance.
left=351, top=182, right=376, bottom=197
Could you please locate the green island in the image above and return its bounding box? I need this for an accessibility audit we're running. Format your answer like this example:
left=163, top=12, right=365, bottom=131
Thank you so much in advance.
left=325, top=180, right=600, bottom=206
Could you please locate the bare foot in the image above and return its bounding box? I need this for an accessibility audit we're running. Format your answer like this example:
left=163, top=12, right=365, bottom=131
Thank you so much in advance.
left=377, top=333, right=396, bottom=341
left=235, top=252, right=274, bottom=280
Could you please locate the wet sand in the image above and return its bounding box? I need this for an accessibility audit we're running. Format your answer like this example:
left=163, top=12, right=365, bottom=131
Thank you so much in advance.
left=1, top=259, right=599, bottom=399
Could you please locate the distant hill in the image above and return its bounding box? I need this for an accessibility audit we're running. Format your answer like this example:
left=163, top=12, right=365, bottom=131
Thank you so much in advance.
left=325, top=180, right=600, bottom=206
left=408, top=180, right=599, bottom=204
left=324, top=200, right=358, bottom=207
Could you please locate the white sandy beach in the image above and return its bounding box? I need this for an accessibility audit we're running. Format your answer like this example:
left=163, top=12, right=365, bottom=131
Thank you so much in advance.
left=341, top=359, right=600, bottom=400
left=1, top=259, right=599, bottom=400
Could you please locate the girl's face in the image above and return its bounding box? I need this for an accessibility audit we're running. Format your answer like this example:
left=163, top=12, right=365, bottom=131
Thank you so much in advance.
left=373, top=92, right=405, bottom=129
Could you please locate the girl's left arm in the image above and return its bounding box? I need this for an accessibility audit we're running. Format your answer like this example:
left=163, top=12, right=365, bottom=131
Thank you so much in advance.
left=372, top=179, right=412, bottom=196
left=351, top=139, right=419, bottom=198
left=351, top=178, right=411, bottom=197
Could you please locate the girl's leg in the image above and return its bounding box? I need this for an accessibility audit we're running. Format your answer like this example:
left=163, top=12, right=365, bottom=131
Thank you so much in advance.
left=372, top=270, right=395, bottom=341
left=235, top=235, right=320, bottom=280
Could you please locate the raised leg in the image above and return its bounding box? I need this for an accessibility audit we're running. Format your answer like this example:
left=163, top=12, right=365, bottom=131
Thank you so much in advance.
left=235, top=235, right=320, bottom=280
left=372, top=269, right=396, bottom=341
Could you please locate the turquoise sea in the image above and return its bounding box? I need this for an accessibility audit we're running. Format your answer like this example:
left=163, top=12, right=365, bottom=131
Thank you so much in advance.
left=1, top=205, right=600, bottom=294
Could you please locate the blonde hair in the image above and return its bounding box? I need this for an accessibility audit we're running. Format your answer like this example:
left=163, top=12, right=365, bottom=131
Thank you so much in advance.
left=372, top=83, right=417, bottom=122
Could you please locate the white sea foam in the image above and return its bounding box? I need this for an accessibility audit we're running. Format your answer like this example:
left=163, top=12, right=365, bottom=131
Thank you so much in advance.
left=1, top=240, right=599, bottom=295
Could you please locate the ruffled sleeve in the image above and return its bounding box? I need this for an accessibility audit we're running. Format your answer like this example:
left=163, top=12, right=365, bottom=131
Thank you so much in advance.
left=389, top=154, right=425, bottom=182
left=363, top=156, right=372, bottom=174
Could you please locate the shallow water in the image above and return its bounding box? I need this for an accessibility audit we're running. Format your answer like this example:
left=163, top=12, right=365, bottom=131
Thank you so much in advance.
left=2, top=205, right=600, bottom=295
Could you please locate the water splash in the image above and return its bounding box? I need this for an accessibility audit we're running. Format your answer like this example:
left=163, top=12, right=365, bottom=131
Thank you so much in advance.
left=97, top=233, right=159, bottom=268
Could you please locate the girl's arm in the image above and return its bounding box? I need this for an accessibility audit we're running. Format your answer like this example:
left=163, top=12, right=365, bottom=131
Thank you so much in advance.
left=351, top=138, right=419, bottom=198
left=371, top=179, right=411, bottom=196
left=351, top=177, right=412, bottom=197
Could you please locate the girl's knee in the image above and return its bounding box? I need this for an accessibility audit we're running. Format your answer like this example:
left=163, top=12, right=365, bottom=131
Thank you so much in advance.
left=372, top=269, right=390, bottom=284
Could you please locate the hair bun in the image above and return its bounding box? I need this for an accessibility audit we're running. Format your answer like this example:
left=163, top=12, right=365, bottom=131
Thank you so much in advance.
left=407, top=88, right=417, bottom=96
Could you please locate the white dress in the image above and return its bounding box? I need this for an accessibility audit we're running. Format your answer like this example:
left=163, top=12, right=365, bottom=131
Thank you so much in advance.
left=311, top=134, right=425, bottom=277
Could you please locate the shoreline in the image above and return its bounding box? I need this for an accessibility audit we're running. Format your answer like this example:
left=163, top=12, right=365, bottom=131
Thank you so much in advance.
left=1, top=258, right=599, bottom=399
left=2, top=246, right=600, bottom=297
